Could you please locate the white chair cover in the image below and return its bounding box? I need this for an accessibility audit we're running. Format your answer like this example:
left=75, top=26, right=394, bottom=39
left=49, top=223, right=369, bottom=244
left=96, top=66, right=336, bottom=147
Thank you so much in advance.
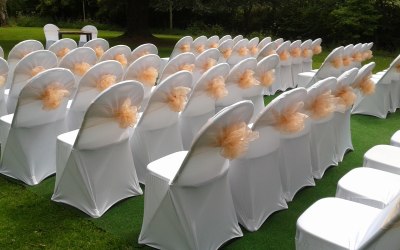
left=244, top=54, right=279, bottom=121
left=191, top=35, right=208, bottom=56
left=217, top=39, right=234, bottom=63
left=99, top=45, right=131, bottom=69
left=219, top=35, right=232, bottom=45
left=158, top=52, right=195, bottom=82
left=274, top=38, right=284, bottom=46
left=256, top=42, right=277, bottom=62
left=275, top=88, right=315, bottom=201
left=139, top=101, right=254, bottom=249
left=79, top=25, right=98, bottom=46
left=363, top=144, right=400, bottom=174
left=306, top=77, right=338, bottom=179
left=352, top=62, right=391, bottom=118
left=351, top=43, right=363, bottom=69
left=180, top=63, right=230, bottom=150
left=131, top=71, right=192, bottom=183
left=290, top=40, right=303, bottom=86
left=193, top=48, right=220, bottom=83
left=130, top=43, right=158, bottom=63
left=296, top=196, right=400, bottom=250
left=0, top=46, right=4, bottom=58
left=52, top=81, right=143, bottom=218
left=48, top=38, right=78, bottom=63
left=207, top=35, right=219, bottom=49
left=215, top=57, right=256, bottom=112
left=43, top=24, right=59, bottom=49
left=336, top=167, right=400, bottom=209
left=58, top=47, right=97, bottom=83
left=275, top=41, right=293, bottom=91
left=342, top=44, right=354, bottom=72
left=7, top=50, right=58, bottom=114
left=390, top=130, right=400, bottom=147
left=170, top=36, right=193, bottom=59
left=229, top=97, right=288, bottom=231
left=333, top=68, right=358, bottom=161
left=227, top=39, right=250, bottom=66
left=123, top=54, right=160, bottom=111
left=0, top=58, right=8, bottom=116
left=67, top=60, right=124, bottom=130
left=0, top=68, right=76, bottom=185
left=83, top=38, right=110, bottom=60
left=257, top=37, right=272, bottom=51
left=248, top=37, right=259, bottom=57
left=300, top=39, right=313, bottom=72
left=233, top=34, right=244, bottom=44
left=385, top=55, right=400, bottom=112
left=6, top=40, right=44, bottom=89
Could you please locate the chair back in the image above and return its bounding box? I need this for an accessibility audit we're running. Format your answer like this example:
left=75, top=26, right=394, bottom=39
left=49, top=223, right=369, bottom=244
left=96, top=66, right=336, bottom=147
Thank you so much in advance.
left=48, top=38, right=78, bottom=62
left=219, top=35, right=232, bottom=45
left=170, top=36, right=193, bottom=59
left=290, top=40, right=302, bottom=64
left=192, top=35, right=208, bottom=56
left=130, top=43, right=158, bottom=63
left=59, top=47, right=97, bottom=81
left=228, top=38, right=250, bottom=65
left=218, top=39, right=234, bottom=62
left=193, top=48, right=220, bottom=82
left=233, top=35, right=244, bottom=44
left=159, top=52, right=195, bottom=82
left=79, top=25, right=98, bottom=45
left=0, top=46, right=4, bottom=58
left=315, top=46, right=344, bottom=81
left=207, top=35, right=219, bottom=49
left=306, top=77, right=338, bottom=122
left=43, top=24, right=59, bottom=48
left=257, top=37, right=272, bottom=51
left=83, top=38, right=110, bottom=60
left=99, top=45, right=131, bottom=69
left=257, top=42, right=277, bottom=61
left=276, top=40, right=291, bottom=66
left=248, top=37, right=259, bottom=57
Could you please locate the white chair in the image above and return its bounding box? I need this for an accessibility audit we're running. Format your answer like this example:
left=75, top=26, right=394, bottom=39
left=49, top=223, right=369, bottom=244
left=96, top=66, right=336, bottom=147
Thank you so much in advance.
left=158, top=52, right=195, bottom=82
left=229, top=97, right=289, bottom=231
left=217, top=39, right=234, bottom=63
left=275, top=41, right=292, bottom=91
left=67, top=60, right=124, bottom=131
left=227, top=39, right=250, bottom=66
left=274, top=38, right=284, bottom=46
left=352, top=62, right=391, bottom=118
left=390, top=130, right=400, bottom=147
left=83, top=38, right=110, bottom=60
left=139, top=101, right=255, bottom=249
left=298, top=46, right=344, bottom=88
left=193, top=48, right=220, bottom=83
left=6, top=40, right=44, bottom=89
left=0, top=68, right=76, bottom=185
left=180, top=63, right=230, bottom=150
left=43, top=24, right=59, bottom=49
left=79, top=25, right=98, bottom=46
left=131, top=71, right=192, bottom=184
left=191, top=35, right=208, bottom=56
left=300, top=39, right=313, bottom=72
left=170, top=36, right=193, bottom=59
left=306, top=77, right=338, bottom=179
left=296, top=196, right=400, bottom=250
left=123, top=54, right=160, bottom=111
left=219, top=34, right=232, bottom=45
left=99, top=45, right=131, bottom=69
left=257, top=37, right=272, bottom=51
left=275, top=88, right=315, bottom=201
left=363, top=144, right=400, bottom=174
left=243, top=54, right=279, bottom=121
left=207, top=35, right=219, bottom=49
left=0, top=46, right=4, bottom=58
left=336, top=167, right=400, bottom=209
left=130, top=43, right=158, bottom=63
left=7, top=50, right=58, bottom=114
left=351, top=43, right=363, bottom=69
left=52, top=81, right=143, bottom=218
left=215, top=57, right=257, bottom=113
left=342, top=44, right=354, bottom=72
left=290, top=40, right=303, bottom=87
left=59, top=47, right=97, bottom=83
left=48, top=38, right=78, bottom=63
left=385, top=55, right=400, bottom=112
left=233, top=34, right=244, bottom=44
left=333, top=68, right=358, bottom=161
left=0, top=58, right=8, bottom=116
left=310, top=38, right=322, bottom=62
left=248, top=37, right=259, bottom=57
left=256, top=41, right=277, bottom=62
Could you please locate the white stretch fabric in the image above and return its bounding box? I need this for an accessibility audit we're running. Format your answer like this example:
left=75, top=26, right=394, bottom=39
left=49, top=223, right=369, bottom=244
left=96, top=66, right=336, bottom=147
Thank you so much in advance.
left=159, top=52, right=195, bottom=82
left=99, top=45, right=130, bottom=69
left=7, top=50, right=58, bottom=114
left=229, top=95, right=289, bottom=231
left=67, top=60, right=124, bottom=131
left=43, top=24, right=59, bottom=49
left=276, top=41, right=293, bottom=91
left=227, top=39, right=250, bottom=66
left=296, top=196, right=400, bottom=250
left=390, top=130, right=400, bottom=147
left=0, top=46, right=4, bottom=58
left=0, top=58, right=8, bottom=116
left=59, top=47, right=97, bottom=83
left=48, top=38, right=78, bottom=63
left=130, top=43, right=158, bottom=63
left=306, top=77, right=338, bottom=179
left=131, top=71, right=192, bottom=184
left=290, top=40, right=302, bottom=86
left=52, top=81, right=144, bottom=218
left=276, top=88, right=315, bottom=201
left=139, top=101, right=254, bottom=249
left=79, top=25, right=98, bottom=46
left=257, top=37, right=271, bottom=51
left=83, top=38, right=110, bottom=60
left=0, top=68, right=76, bottom=185
left=387, top=55, right=400, bottom=112
left=300, top=39, right=313, bottom=73
left=191, top=35, right=208, bottom=56
left=363, top=144, right=400, bottom=174
left=180, top=63, right=230, bottom=150
left=217, top=39, right=234, bottom=64
left=170, top=36, right=193, bottom=59
left=193, top=48, right=220, bottom=83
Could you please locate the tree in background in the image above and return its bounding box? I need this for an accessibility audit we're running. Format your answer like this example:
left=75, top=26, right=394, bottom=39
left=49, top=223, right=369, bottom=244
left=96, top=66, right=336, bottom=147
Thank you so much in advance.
left=0, top=0, right=7, bottom=26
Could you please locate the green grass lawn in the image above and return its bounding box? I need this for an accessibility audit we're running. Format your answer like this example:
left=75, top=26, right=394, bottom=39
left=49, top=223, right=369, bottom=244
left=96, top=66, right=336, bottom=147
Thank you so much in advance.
left=0, top=27, right=399, bottom=249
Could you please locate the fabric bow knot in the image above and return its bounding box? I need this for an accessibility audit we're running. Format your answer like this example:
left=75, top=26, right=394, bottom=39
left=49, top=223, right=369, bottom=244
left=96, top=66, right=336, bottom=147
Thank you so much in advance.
left=114, top=98, right=138, bottom=128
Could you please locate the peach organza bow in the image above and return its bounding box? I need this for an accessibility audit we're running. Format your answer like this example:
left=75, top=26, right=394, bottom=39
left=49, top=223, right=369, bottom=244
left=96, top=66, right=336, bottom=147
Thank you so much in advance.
left=335, top=86, right=357, bottom=112
left=313, top=45, right=322, bottom=55
left=382, top=198, right=400, bottom=231
left=114, top=98, right=138, bottom=128
left=352, top=52, right=363, bottom=63
left=290, top=47, right=301, bottom=58
left=250, top=46, right=259, bottom=56
left=179, top=63, right=195, bottom=72
left=94, top=46, right=104, bottom=58
left=279, top=50, right=290, bottom=61
left=73, top=62, right=91, bottom=76
left=96, top=74, right=117, bottom=91
left=180, top=44, right=191, bottom=52
left=196, top=44, right=205, bottom=54
left=206, top=76, right=228, bottom=99
left=138, top=67, right=158, bottom=87
left=307, top=90, right=337, bottom=119
left=239, top=69, right=260, bottom=89
left=302, top=48, right=312, bottom=58
left=214, top=122, right=259, bottom=159
left=238, top=47, right=249, bottom=56
left=270, top=102, right=308, bottom=133
left=221, top=48, right=232, bottom=59
left=57, top=48, right=70, bottom=58
left=260, top=70, right=275, bottom=87
left=209, top=42, right=219, bottom=49
left=202, top=58, right=217, bottom=71
left=0, top=75, right=5, bottom=86
left=39, top=83, right=70, bottom=110
left=342, top=56, right=353, bottom=66
left=331, top=57, right=343, bottom=69
left=114, top=54, right=128, bottom=67
left=30, top=66, right=46, bottom=77
left=396, top=64, right=400, bottom=73
left=363, top=50, right=373, bottom=61
left=167, top=86, right=191, bottom=112
left=353, top=74, right=375, bottom=96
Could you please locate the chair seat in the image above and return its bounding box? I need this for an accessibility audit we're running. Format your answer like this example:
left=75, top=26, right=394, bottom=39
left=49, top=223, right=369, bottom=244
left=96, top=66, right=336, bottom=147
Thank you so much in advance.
left=296, top=197, right=381, bottom=250
left=58, top=129, right=79, bottom=146
left=364, top=145, right=400, bottom=174
left=297, top=71, right=315, bottom=88
left=0, top=114, right=13, bottom=125
left=147, top=151, right=187, bottom=183
left=390, top=130, right=400, bottom=147
left=336, top=167, right=400, bottom=209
